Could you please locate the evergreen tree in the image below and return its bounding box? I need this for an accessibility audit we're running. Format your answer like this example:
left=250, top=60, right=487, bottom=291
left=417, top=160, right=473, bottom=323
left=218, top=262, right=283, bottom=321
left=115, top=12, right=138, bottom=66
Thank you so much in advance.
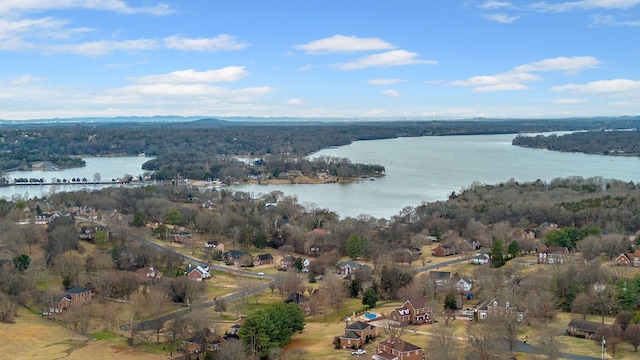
left=362, top=287, right=378, bottom=308
left=507, top=240, right=520, bottom=259
left=490, top=239, right=506, bottom=268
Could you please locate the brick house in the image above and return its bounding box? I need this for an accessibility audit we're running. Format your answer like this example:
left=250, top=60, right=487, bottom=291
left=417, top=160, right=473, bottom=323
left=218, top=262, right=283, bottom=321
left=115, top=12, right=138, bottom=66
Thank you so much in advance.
left=475, top=297, right=526, bottom=321
left=389, top=298, right=432, bottom=326
left=566, top=319, right=603, bottom=340
left=616, top=253, right=632, bottom=266
left=64, top=286, right=92, bottom=303
left=537, top=246, right=569, bottom=264
left=253, top=253, right=274, bottom=266
left=336, top=260, right=368, bottom=275
left=223, top=250, right=253, bottom=267
left=339, top=320, right=376, bottom=349
left=285, top=292, right=311, bottom=316
left=432, top=244, right=456, bottom=257
left=373, top=338, right=423, bottom=360
left=616, top=250, right=640, bottom=266
left=280, top=255, right=299, bottom=270
left=185, top=264, right=211, bottom=281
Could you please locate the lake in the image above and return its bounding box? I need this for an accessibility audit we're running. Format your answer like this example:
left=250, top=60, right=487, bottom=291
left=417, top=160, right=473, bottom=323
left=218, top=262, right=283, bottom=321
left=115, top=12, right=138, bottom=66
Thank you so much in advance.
left=233, top=133, right=640, bottom=219
left=0, top=156, right=151, bottom=200
left=2, top=133, right=639, bottom=219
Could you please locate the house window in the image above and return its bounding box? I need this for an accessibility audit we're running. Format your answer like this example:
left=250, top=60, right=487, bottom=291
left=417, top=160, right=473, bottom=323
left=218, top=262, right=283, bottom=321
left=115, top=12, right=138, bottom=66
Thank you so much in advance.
left=480, top=313, right=486, bottom=319
left=493, top=301, right=497, bottom=306
left=505, top=302, right=510, bottom=307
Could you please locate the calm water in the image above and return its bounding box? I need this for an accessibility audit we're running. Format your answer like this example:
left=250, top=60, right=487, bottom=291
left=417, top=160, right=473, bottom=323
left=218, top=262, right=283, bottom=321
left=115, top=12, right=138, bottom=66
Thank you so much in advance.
left=3, top=134, right=640, bottom=219
left=235, top=133, right=640, bottom=219
left=0, top=156, right=151, bottom=200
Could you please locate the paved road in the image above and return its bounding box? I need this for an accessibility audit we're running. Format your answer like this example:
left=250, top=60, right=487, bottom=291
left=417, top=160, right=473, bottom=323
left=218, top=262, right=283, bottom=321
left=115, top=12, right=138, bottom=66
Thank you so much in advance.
left=412, top=255, right=474, bottom=274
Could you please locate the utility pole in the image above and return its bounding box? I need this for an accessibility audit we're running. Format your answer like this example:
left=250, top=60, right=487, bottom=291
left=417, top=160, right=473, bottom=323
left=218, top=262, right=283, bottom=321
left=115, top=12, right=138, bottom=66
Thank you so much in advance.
left=601, top=337, right=606, bottom=360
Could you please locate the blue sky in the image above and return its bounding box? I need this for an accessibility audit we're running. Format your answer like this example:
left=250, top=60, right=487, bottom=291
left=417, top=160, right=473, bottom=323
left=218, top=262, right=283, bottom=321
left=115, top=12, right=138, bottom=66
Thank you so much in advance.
left=0, top=0, right=639, bottom=120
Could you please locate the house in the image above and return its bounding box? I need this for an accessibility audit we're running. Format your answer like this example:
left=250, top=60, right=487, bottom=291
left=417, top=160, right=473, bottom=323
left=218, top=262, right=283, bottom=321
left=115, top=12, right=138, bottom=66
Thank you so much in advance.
left=475, top=297, right=526, bottom=321
left=616, top=253, right=632, bottom=266
left=514, top=228, right=536, bottom=240
left=432, top=244, right=457, bottom=257
left=373, top=338, right=423, bottom=360
left=336, top=260, right=369, bottom=275
left=185, top=328, right=224, bottom=354
left=537, top=246, right=569, bottom=264
left=136, top=266, right=162, bottom=283
left=64, top=286, right=92, bottom=303
left=204, top=241, right=224, bottom=253
left=428, top=271, right=452, bottom=287
left=223, top=250, right=253, bottom=267
left=388, top=307, right=411, bottom=326
left=285, top=292, right=311, bottom=316
left=280, top=255, right=299, bottom=270
left=403, top=298, right=432, bottom=324
left=0, top=259, right=11, bottom=270
left=456, top=277, right=473, bottom=292
left=253, top=253, right=274, bottom=266
left=309, top=244, right=322, bottom=256
left=185, top=264, right=211, bottom=281
left=471, top=253, right=490, bottom=265
left=172, top=231, right=193, bottom=244
left=79, top=225, right=97, bottom=240
left=48, top=295, right=72, bottom=313
left=566, top=319, right=603, bottom=340
left=632, top=250, right=640, bottom=266
left=339, top=320, right=376, bottom=349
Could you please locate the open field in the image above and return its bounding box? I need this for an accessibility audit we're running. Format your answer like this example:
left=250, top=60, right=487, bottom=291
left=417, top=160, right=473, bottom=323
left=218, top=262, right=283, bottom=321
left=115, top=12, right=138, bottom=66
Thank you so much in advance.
left=0, top=309, right=166, bottom=360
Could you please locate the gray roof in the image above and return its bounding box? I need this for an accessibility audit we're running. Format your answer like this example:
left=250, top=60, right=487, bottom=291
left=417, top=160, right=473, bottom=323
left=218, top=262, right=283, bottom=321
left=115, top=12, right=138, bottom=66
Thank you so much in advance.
left=567, top=319, right=603, bottom=333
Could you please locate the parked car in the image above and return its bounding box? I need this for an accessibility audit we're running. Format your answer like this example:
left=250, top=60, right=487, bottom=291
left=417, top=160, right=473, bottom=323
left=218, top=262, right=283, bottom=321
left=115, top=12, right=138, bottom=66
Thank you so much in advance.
left=352, top=349, right=366, bottom=355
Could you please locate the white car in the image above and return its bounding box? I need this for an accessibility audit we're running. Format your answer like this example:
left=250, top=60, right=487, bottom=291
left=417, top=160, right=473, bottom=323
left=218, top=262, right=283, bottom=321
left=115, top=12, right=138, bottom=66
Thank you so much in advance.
left=257, top=272, right=265, bottom=277
left=352, top=349, right=366, bottom=355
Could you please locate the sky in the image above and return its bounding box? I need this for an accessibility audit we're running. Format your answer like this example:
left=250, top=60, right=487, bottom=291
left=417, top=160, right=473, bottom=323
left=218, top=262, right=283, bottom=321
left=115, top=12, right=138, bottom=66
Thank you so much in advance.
left=0, top=0, right=639, bottom=121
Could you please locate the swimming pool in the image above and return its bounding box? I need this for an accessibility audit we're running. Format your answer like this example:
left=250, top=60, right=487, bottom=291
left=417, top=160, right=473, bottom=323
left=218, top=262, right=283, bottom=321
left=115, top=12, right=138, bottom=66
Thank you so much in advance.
left=364, top=313, right=377, bottom=320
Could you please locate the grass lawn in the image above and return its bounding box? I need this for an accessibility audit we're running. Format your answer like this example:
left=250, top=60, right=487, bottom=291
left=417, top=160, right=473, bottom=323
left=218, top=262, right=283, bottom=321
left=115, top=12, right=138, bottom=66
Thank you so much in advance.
left=0, top=308, right=165, bottom=360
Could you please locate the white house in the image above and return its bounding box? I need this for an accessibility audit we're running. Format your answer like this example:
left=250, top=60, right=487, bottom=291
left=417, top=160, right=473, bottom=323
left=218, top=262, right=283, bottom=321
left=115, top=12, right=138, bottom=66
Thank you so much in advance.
left=471, top=253, right=490, bottom=265
left=456, top=277, right=473, bottom=292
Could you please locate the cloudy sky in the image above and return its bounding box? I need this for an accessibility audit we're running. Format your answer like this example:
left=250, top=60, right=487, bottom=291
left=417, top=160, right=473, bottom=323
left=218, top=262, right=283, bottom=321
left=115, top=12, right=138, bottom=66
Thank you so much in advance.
left=0, top=0, right=639, bottom=120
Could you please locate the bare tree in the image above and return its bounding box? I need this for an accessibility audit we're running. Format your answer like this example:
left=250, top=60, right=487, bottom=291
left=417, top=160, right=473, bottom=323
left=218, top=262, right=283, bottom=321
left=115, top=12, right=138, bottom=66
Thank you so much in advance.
left=382, top=318, right=406, bottom=340
left=467, top=322, right=503, bottom=360
left=324, top=274, right=346, bottom=313
left=488, top=311, right=522, bottom=353
left=429, top=323, right=460, bottom=360
left=625, top=323, right=640, bottom=352
left=538, top=326, right=560, bottom=360
left=213, top=338, right=247, bottom=360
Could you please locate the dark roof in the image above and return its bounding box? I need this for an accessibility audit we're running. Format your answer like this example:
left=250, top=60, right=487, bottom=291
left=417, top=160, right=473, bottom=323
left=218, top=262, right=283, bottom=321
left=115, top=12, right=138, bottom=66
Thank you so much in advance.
left=65, top=285, right=90, bottom=294
left=568, top=319, right=603, bottom=333
left=429, top=271, right=452, bottom=279
left=255, top=253, right=273, bottom=260
left=379, top=338, right=422, bottom=352
left=224, top=250, right=249, bottom=259
left=346, top=320, right=373, bottom=331
left=285, top=292, right=310, bottom=304
left=340, top=331, right=361, bottom=339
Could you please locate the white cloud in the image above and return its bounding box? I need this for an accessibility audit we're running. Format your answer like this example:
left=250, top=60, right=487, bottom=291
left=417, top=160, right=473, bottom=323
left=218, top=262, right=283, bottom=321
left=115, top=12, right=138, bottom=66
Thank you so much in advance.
left=451, top=56, right=600, bottom=92
left=474, top=83, right=529, bottom=92
left=450, top=71, right=541, bottom=87
left=479, top=1, right=513, bottom=9
left=334, top=50, right=437, bottom=70
left=0, top=0, right=173, bottom=16
left=164, top=35, right=249, bottom=52
left=46, top=39, right=157, bottom=56
left=113, top=84, right=275, bottom=97
left=551, top=78, right=640, bottom=93
left=10, top=74, right=46, bottom=85
left=133, top=67, right=249, bottom=84
left=590, top=14, right=640, bottom=26
left=287, top=98, right=305, bottom=105
left=484, top=13, right=521, bottom=23
left=368, top=78, right=406, bottom=85
left=293, top=35, right=395, bottom=54
left=529, top=0, right=640, bottom=12
left=552, top=98, right=587, bottom=103
left=381, top=89, right=400, bottom=97
left=514, top=56, right=600, bottom=74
